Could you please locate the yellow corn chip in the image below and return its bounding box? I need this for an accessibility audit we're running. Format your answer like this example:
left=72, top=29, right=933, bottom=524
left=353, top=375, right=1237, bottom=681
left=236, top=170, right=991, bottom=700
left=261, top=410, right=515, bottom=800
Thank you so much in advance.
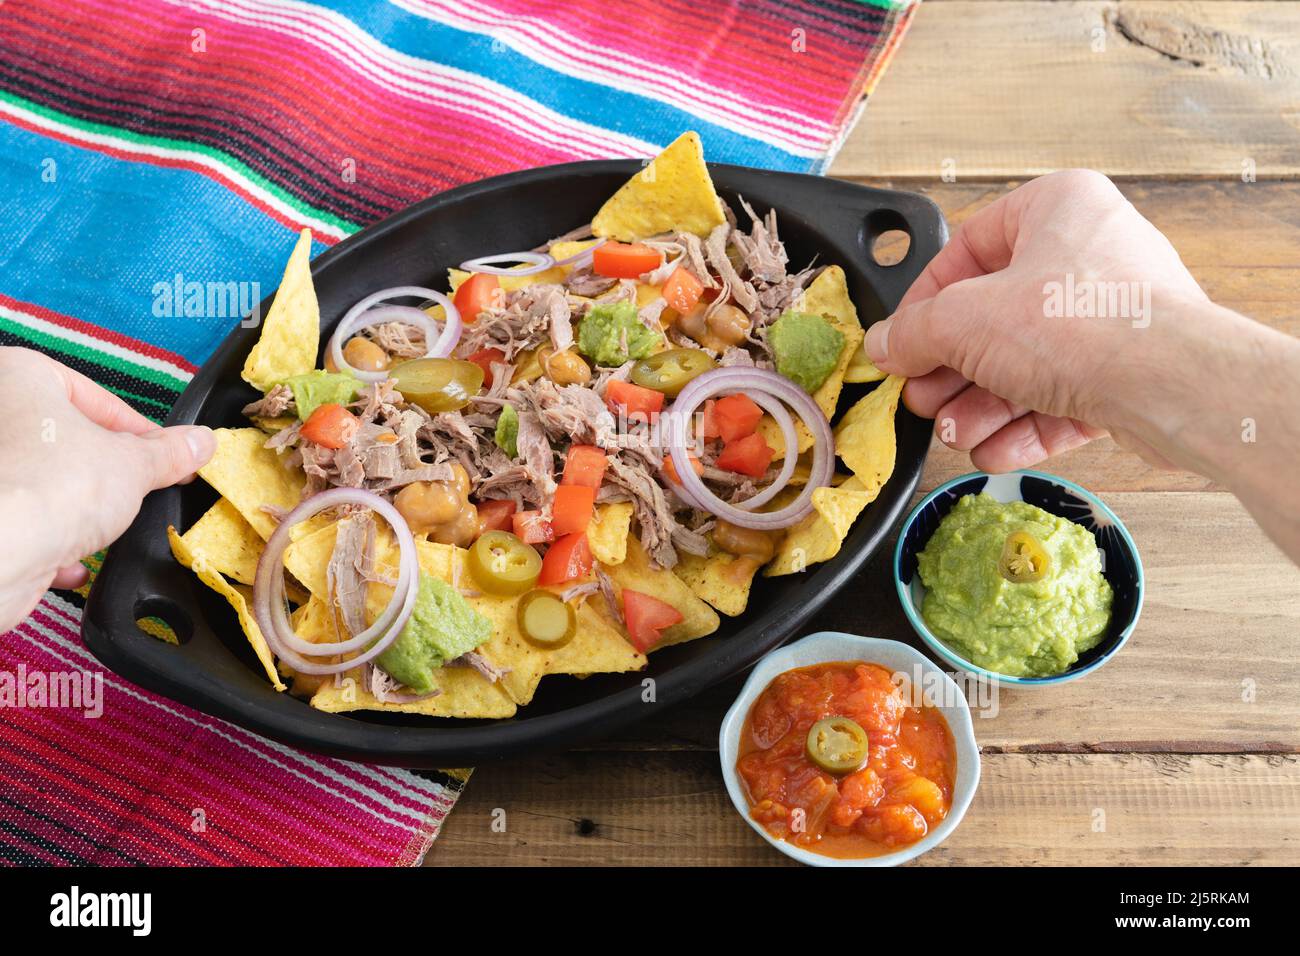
left=588, top=502, right=633, bottom=566
left=592, top=132, right=727, bottom=241
left=309, top=667, right=517, bottom=719
left=549, top=239, right=599, bottom=272
left=758, top=266, right=865, bottom=455
left=181, top=497, right=264, bottom=586
left=844, top=343, right=888, bottom=384
left=448, top=265, right=566, bottom=294
left=834, top=374, right=905, bottom=496
left=168, top=524, right=286, bottom=690
left=764, top=477, right=876, bottom=577
left=546, top=601, right=647, bottom=676
left=197, top=428, right=304, bottom=541
left=601, top=537, right=719, bottom=648
left=242, top=228, right=318, bottom=391
left=674, top=550, right=761, bottom=617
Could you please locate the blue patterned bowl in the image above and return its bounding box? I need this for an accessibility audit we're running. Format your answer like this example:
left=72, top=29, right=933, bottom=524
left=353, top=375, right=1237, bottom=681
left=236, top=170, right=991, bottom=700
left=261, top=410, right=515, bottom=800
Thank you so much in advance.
left=894, top=470, right=1143, bottom=686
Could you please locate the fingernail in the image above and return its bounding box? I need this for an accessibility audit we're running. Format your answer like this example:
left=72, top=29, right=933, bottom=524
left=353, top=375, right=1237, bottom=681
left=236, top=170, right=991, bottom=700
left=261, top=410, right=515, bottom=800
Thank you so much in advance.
left=185, top=425, right=216, bottom=463
left=865, top=317, right=893, bottom=363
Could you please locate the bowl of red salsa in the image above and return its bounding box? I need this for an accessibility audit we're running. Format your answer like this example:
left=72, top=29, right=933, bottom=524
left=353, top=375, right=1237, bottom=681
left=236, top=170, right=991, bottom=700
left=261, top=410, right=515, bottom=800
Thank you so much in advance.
left=719, top=632, right=980, bottom=866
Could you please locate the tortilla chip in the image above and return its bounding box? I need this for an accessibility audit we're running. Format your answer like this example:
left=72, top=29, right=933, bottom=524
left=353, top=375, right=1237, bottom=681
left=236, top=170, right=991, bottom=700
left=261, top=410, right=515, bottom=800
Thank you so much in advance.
left=549, top=239, right=599, bottom=273
left=250, top=414, right=298, bottom=435
left=588, top=502, right=633, bottom=566
left=834, top=374, right=905, bottom=496
left=546, top=601, right=647, bottom=676
left=844, top=343, right=888, bottom=384
left=168, top=524, right=286, bottom=690
left=764, top=477, right=876, bottom=577
left=181, top=498, right=264, bottom=586
left=674, top=551, right=761, bottom=617
left=758, top=266, right=865, bottom=455
left=197, top=428, right=305, bottom=541
left=602, top=538, right=720, bottom=648
left=242, top=228, right=318, bottom=391
left=448, top=265, right=566, bottom=294
left=592, top=132, right=727, bottom=241
left=309, top=666, right=517, bottom=719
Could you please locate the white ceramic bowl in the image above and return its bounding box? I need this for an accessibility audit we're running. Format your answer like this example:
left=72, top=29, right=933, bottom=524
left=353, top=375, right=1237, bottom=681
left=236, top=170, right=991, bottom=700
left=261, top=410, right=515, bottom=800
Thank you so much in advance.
left=718, top=631, right=980, bottom=867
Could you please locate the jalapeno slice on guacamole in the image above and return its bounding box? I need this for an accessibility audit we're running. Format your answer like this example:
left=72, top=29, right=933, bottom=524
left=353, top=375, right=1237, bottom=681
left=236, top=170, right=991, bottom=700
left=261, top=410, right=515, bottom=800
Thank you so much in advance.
left=916, top=493, right=1113, bottom=678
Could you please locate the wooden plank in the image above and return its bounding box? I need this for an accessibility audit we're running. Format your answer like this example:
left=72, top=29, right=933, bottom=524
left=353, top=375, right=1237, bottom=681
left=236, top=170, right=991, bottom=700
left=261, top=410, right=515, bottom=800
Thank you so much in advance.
left=427, top=752, right=1299, bottom=866
left=848, top=180, right=1300, bottom=492
left=569, top=492, right=1300, bottom=753
left=832, top=2, right=1300, bottom=179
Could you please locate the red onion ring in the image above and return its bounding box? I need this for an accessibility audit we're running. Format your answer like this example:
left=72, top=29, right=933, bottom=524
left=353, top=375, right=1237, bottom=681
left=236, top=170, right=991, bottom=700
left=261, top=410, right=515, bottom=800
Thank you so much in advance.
left=329, top=286, right=461, bottom=383
left=252, top=488, right=419, bottom=676
left=459, top=251, right=555, bottom=276
left=666, top=368, right=835, bottom=530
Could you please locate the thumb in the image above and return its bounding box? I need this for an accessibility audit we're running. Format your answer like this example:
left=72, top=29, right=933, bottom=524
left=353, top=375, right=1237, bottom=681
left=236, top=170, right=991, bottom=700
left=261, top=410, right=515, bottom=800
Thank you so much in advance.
left=864, top=279, right=991, bottom=379
left=125, top=425, right=217, bottom=492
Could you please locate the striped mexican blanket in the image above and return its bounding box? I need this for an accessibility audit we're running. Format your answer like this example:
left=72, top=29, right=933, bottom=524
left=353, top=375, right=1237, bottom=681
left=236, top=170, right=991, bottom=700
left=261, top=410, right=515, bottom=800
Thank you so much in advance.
left=0, top=0, right=915, bottom=865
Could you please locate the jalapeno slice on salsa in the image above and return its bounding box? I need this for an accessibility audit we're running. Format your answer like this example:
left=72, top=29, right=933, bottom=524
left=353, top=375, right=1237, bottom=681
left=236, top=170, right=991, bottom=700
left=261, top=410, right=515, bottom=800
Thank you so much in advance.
left=468, top=530, right=541, bottom=596
left=630, top=348, right=716, bottom=397
left=389, top=358, right=485, bottom=413
left=999, top=530, right=1051, bottom=583
left=805, top=716, right=869, bottom=775
left=516, top=588, right=576, bottom=649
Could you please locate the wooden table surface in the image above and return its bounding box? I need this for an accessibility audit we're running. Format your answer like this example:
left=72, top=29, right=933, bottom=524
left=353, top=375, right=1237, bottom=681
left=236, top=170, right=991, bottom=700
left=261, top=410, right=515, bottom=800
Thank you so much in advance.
left=428, top=1, right=1300, bottom=866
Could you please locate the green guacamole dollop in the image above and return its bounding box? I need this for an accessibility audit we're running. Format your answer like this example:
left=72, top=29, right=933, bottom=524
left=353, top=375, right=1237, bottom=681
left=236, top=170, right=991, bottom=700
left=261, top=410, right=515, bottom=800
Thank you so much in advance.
left=577, top=300, right=662, bottom=367
left=375, top=575, right=492, bottom=693
left=916, top=493, right=1113, bottom=678
left=768, top=311, right=845, bottom=393
left=495, top=403, right=519, bottom=458
left=283, top=369, right=360, bottom=421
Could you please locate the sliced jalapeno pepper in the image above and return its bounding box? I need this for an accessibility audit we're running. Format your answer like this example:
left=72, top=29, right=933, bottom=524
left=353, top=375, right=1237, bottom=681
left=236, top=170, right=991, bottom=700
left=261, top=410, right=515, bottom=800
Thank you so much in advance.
left=999, top=530, right=1051, bottom=583
left=468, top=530, right=541, bottom=596
left=516, top=588, right=577, bottom=649
left=805, top=716, right=869, bottom=775
left=630, top=348, right=716, bottom=397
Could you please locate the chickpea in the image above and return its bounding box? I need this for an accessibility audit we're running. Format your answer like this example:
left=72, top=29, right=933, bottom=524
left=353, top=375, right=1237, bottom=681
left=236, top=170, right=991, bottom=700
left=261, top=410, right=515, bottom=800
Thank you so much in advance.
left=393, top=464, right=478, bottom=543
left=448, top=462, right=471, bottom=498
left=712, top=520, right=776, bottom=563
left=677, top=303, right=709, bottom=342
left=395, top=481, right=461, bottom=533
left=676, top=303, right=750, bottom=351
left=325, top=335, right=390, bottom=373
left=705, top=304, right=750, bottom=347
left=538, top=346, right=592, bottom=386
left=430, top=505, right=479, bottom=548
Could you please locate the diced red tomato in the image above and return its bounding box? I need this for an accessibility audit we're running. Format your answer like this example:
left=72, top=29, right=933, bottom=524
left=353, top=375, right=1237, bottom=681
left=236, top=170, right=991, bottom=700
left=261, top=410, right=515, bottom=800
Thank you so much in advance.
left=662, top=265, right=703, bottom=314
left=622, top=590, right=684, bottom=653
left=453, top=273, right=502, bottom=322
left=700, top=399, right=721, bottom=440
left=538, top=532, right=592, bottom=586
left=512, top=510, right=554, bottom=545
left=713, top=393, right=763, bottom=442
left=551, top=485, right=595, bottom=536
left=476, top=499, right=517, bottom=535
left=716, top=432, right=775, bottom=478
left=465, top=347, right=507, bottom=389
left=662, top=453, right=703, bottom=485
left=300, top=403, right=358, bottom=449
left=561, top=444, right=608, bottom=489
left=605, top=380, right=664, bottom=422
left=592, top=241, right=662, bottom=279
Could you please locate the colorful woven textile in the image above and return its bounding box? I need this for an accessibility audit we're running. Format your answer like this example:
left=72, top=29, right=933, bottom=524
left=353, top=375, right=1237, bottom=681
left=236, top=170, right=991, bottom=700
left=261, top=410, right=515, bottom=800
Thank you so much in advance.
left=0, top=0, right=915, bottom=865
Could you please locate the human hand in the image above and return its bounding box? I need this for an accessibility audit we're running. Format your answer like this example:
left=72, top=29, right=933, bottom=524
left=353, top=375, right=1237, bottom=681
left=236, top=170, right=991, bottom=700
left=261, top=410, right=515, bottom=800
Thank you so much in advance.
left=864, top=169, right=1211, bottom=472
left=0, top=347, right=215, bottom=630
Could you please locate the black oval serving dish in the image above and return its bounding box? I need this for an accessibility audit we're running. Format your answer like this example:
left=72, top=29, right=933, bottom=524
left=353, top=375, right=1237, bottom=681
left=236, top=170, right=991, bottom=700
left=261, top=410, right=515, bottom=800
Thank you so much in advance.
left=82, top=160, right=947, bottom=766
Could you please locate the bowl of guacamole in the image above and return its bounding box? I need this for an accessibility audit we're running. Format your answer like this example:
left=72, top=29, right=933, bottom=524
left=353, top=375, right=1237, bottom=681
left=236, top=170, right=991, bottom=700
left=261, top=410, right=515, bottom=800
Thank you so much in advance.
left=893, top=471, right=1144, bottom=686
